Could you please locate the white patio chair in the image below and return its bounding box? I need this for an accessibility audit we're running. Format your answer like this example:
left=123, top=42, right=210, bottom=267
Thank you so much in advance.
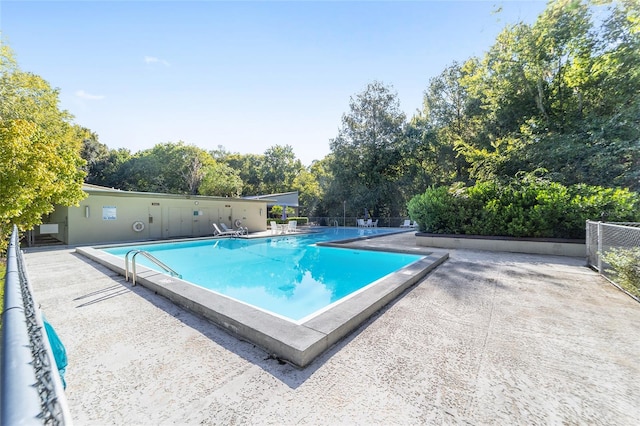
left=287, top=220, right=300, bottom=233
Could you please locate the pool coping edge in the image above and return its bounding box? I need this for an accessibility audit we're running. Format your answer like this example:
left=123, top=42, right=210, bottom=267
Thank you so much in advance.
left=76, top=245, right=448, bottom=368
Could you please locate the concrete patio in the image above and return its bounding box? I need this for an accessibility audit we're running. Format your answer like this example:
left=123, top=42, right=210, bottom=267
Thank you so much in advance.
left=24, top=232, right=640, bottom=425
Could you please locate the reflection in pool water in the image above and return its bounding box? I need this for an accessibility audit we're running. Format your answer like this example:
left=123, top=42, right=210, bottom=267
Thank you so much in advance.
left=104, top=228, right=422, bottom=321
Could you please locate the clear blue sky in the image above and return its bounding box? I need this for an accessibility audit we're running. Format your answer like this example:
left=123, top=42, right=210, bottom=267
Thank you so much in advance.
left=2, top=0, right=547, bottom=166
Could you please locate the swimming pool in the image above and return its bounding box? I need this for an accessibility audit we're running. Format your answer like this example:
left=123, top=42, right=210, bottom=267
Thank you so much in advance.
left=102, top=228, right=423, bottom=321
left=77, top=227, right=448, bottom=367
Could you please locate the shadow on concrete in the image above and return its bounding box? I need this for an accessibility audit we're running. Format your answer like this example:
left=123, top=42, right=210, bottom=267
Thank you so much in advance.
left=69, top=250, right=445, bottom=389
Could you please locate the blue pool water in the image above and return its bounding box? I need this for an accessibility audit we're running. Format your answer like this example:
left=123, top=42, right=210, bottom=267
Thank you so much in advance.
left=103, top=227, right=422, bottom=321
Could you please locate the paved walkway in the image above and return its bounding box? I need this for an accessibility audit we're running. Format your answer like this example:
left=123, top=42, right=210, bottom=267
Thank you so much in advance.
left=24, top=233, right=640, bottom=425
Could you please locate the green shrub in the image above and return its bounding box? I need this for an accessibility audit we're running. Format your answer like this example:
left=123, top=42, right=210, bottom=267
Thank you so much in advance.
left=408, top=185, right=469, bottom=234
left=289, top=217, right=308, bottom=225
left=602, top=247, right=640, bottom=298
left=267, top=217, right=308, bottom=225
left=407, top=172, right=640, bottom=239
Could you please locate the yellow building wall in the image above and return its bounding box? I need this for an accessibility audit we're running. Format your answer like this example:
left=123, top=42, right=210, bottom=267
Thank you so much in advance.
left=57, top=191, right=267, bottom=246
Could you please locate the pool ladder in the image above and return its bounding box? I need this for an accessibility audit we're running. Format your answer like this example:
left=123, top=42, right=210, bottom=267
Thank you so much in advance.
left=125, top=249, right=182, bottom=286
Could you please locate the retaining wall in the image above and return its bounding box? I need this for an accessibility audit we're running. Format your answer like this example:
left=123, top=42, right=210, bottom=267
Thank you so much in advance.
left=416, top=233, right=585, bottom=257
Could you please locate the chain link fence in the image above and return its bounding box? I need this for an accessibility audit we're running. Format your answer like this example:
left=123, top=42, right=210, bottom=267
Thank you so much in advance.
left=307, top=217, right=411, bottom=228
left=586, top=221, right=640, bottom=300
left=1, top=226, right=72, bottom=425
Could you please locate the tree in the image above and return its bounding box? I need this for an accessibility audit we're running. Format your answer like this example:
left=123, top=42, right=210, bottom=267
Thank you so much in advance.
left=79, top=127, right=110, bottom=183
left=88, top=147, right=133, bottom=188
left=219, top=145, right=304, bottom=196
left=451, top=0, right=640, bottom=189
left=222, top=153, right=265, bottom=196
left=117, top=142, right=214, bottom=194
left=260, top=145, right=304, bottom=194
left=198, top=162, right=243, bottom=197
left=407, top=61, right=474, bottom=187
left=292, top=163, right=323, bottom=217
left=304, top=157, right=333, bottom=217
left=328, top=81, right=407, bottom=218
left=0, top=44, right=86, bottom=250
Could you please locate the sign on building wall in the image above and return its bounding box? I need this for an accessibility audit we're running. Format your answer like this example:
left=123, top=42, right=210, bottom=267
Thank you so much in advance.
left=102, top=206, right=117, bottom=220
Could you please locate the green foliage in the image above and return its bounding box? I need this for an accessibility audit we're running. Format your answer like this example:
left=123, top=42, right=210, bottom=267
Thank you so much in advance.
left=430, top=0, right=640, bottom=191
left=268, top=217, right=308, bottom=225
left=198, top=162, right=243, bottom=197
left=602, top=247, right=640, bottom=298
left=261, top=145, right=304, bottom=194
left=408, top=186, right=468, bottom=234
left=287, top=217, right=308, bottom=225
left=292, top=165, right=324, bottom=217
left=7, top=0, right=638, bottom=233
left=116, top=142, right=215, bottom=194
left=407, top=172, right=640, bottom=239
left=215, top=145, right=305, bottom=197
left=325, top=81, right=407, bottom=218
left=411, top=61, right=473, bottom=186
left=222, top=153, right=264, bottom=196
left=84, top=147, right=133, bottom=188
left=79, top=128, right=110, bottom=182
left=269, top=205, right=296, bottom=219
left=0, top=44, right=87, bottom=251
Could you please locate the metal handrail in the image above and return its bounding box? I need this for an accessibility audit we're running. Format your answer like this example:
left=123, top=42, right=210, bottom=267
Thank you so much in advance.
left=125, top=250, right=181, bottom=286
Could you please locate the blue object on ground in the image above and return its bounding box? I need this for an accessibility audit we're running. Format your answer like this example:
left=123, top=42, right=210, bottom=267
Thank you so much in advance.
left=43, top=315, right=68, bottom=389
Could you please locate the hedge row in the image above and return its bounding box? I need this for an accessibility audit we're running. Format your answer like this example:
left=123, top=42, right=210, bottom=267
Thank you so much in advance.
left=269, top=217, right=309, bottom=225
left=407, top=173, right=640, bottom=239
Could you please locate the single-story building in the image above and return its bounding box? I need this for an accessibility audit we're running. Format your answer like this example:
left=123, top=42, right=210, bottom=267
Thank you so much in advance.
left=34, top=184, right=272, bottom=246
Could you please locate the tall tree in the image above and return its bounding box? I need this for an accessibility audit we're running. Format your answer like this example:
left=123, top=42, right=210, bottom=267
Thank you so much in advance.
left=217, top=146, right=304, bottom=196
left=222, top=153, right=265, bottom=196
left=409, top=61, right=474, bottom=186
left=198, top=162, right=243, bottom=197
left=260, top=144, right=303, bottom=194
left=292, top=160, right=326, bottom=217
left=454, top=0, right=640, bottom=189
left=304, top=156, right=334, bottom=217
left=117, top=142, right=214, bottom=194
left=79, top=127, right=110, bottom=183
left=0, top=44, right=86, bottom=250
left=88, top=147, right=133, bottom=188
left=328, top=81, right=407, bottom=217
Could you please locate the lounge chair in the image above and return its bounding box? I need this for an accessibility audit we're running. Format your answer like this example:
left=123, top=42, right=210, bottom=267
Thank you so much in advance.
left=212, top=223, right=239, bottom=237
left=411, top=220, right=419, bottom=229
left=270, top=221, right=279, bottom=235
left=372, top=219, right=378, bottom=227
left=221, top=222, right=247, bottom=236
left=400, top=219, right=411, bottom=228
left=365, top=219, right=372, bottom=227
left=357, top=219, right=365, bottom=227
